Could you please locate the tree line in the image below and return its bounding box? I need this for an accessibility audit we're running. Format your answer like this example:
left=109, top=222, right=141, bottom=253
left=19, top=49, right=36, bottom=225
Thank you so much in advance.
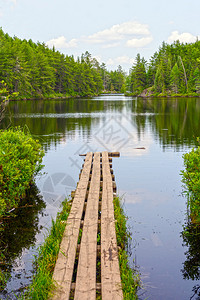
left=0, top=28, right=126, bottom=99
left=129, top=40, right=200, bottom=96
left=2, top=27, right=200, bottom=99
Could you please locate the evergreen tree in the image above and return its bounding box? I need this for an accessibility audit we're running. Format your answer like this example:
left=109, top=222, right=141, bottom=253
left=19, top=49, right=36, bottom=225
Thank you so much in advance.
left=130, top=54, right=147, bottom=94
left=0, top=29, right=104, bottom=98
left=193, top=67, right=200, bottom=94
left=170, top=63, right=181, bottom=94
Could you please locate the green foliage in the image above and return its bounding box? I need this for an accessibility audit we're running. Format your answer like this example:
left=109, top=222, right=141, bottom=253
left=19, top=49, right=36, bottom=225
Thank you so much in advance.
left=0, top=29, right=103, bottom=98
left=0, top=270, right=10, bottom=291
left=100, top=63, right=127, bottom=93
left=113, top=197, right=140, bottom=299
left=21, top=199, right=71, bottom=299
left=0, top=251, right=9, bottom=291
left=130, top=54, right=147, bottom=95
left=108, top=65, right=126, bottom=92
left=0, top=127, right=44, bottom=217
left=114, top=197, right=129, bottom=249
left=0, top=80, right=9, bottom=101
left=129, top=39, right=200, bottom=96
left=181, top=140, right=200, bottom=223
left=0, top=29, right=129, bottom=96
left=170, top=63, right=181, bottom=93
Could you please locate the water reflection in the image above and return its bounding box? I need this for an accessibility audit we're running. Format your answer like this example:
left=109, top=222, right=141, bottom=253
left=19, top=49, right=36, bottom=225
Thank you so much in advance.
left=1, top=95, right=200, bottom=299
left=0, top=184, right=45, bottom=297
left=181, top=221, right=200, bottom=299
left=1, top=97, right=199, bottom=151
left=131, top=97, right=200, bottom=150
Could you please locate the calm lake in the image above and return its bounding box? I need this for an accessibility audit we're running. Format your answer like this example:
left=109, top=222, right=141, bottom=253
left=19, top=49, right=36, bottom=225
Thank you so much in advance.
left=0, top=94, right=200, bottom=299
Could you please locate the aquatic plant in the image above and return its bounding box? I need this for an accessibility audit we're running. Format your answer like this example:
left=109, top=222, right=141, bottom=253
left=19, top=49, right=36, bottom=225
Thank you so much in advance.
left=0, top=126, right=44, bottom=217
left=181, top=139, right=200, bottom=223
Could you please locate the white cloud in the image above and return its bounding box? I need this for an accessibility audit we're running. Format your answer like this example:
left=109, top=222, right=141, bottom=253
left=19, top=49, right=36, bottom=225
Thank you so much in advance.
left=46, top=36, right=78, bottom=49
left=106, top=58, right=115, bottom=65
left=5, top=0, right=17, bottom=5
left=126, top=36, right=153, bottom=48
left=46, top=21, right=152, bottom=52
left=86, top=21, right=151, bottom=44
left=106, top=56, right=135, bottom=66
left=102, top=42, right=120, bottom=49
left=167, top=31, right=199, bottom=44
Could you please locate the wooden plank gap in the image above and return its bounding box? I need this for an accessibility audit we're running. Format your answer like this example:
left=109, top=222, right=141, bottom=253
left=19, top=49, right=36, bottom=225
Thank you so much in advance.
left=101, top=151, right=123, bottom=300
left=52, top=152, right=93, bottom=300
left=71, top=283, right=101, bottom=291
left=74, top=152, right=101, bottom=300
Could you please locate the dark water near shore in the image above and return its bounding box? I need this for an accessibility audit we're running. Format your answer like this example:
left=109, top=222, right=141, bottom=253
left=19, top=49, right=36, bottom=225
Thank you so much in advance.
left=1, top=95, right=200, bottom=299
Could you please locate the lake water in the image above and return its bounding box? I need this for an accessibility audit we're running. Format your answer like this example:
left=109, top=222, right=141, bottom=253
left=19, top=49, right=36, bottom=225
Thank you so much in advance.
left=0, top=94, right=200, bottom=299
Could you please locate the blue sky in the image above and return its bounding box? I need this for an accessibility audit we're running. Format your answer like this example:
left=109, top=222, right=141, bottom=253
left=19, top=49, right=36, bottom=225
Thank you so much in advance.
left=1, top=0, right=200, bottom=72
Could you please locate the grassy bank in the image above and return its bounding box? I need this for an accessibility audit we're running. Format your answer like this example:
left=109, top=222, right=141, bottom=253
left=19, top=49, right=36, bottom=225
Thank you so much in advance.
left=180, top=142, right=200, bottom=284
left=20, top=199, right=71, bottom=299
left=0, top=127, right=44, bottom=217
left=113, top=197, right=140, bottom=299
left=8, top=91, right=102, bottom=101
left=181, top=139, right=200, bottom=223
left=20, top=196, right=140, bottom=299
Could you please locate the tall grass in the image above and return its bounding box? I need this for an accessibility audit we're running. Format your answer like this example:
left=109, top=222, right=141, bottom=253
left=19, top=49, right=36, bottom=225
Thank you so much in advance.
left=113, top=197, right=140, bottom=299
left=20, top=199, right=71, bottom=299
left=20, top=196, right=140, bottom=299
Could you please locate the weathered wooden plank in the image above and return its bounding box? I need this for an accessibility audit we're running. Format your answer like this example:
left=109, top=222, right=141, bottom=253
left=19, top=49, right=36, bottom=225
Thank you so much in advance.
left=101, top=151, right=123, bottom=300
left=74, top=152, right=101, bottom=299
left=100, top=157, right=112, bottom=163
left=108, top=152, right=120, bottom=157
left=52, top=152, right=93, bottom=300
left=79, top=152, right=120, bottom=157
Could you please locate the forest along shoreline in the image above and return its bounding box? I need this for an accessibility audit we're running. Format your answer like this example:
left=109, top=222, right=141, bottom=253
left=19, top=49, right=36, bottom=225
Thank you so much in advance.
left=1, top=29, right=200, bottom=101
left=1, top=26, right=200, bottom=298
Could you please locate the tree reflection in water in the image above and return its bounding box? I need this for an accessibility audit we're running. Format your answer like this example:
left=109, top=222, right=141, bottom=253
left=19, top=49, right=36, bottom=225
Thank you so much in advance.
left=0, top=184, right=46, bottom=292
left=181, top=221, right=200, bottom=299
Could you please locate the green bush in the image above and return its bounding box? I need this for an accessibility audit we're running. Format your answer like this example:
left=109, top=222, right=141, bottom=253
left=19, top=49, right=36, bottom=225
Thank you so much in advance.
left=0, top=127, right=44, bottom=217
left=181, top=141, right=200, bottom=223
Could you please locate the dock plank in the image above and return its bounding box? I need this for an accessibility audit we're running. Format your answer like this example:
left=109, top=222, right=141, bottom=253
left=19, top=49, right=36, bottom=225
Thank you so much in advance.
left=74, top=152, right=101, bottom=299
left=52, top=152, right=93, bottom=300
left=101, top=151, right=123, bottom=300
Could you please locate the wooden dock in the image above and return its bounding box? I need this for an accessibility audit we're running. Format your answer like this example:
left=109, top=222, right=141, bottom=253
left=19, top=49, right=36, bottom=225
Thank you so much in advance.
left=52, top=151, right=123, bottom=300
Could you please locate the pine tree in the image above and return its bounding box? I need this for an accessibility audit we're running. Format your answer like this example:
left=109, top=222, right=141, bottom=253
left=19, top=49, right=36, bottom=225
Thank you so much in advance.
left=170, top=63, right=180, bottom=94
left=130, top=54, right=147, bottom=94
left=193, top=67, right=200, bottom=94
